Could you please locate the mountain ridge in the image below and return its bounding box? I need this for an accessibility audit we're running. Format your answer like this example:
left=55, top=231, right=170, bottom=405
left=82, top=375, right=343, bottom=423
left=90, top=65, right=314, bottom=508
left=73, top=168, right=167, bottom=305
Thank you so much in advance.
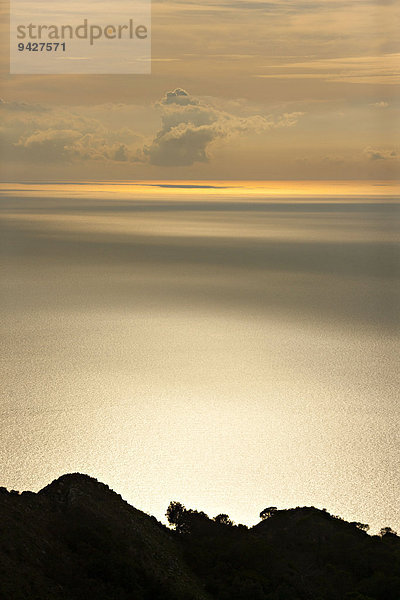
left=0, top=473, right=399, bottom=600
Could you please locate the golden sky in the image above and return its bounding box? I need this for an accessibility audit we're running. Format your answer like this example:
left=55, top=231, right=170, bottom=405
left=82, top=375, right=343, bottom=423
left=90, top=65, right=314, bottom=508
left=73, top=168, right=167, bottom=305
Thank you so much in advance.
left=0, top=0, right=399, bottom=180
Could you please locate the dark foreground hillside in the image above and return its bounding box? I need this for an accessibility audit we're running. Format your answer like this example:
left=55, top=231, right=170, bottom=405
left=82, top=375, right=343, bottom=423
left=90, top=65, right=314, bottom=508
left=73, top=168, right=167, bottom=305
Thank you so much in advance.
left=0, top=474, right=399, bottom=600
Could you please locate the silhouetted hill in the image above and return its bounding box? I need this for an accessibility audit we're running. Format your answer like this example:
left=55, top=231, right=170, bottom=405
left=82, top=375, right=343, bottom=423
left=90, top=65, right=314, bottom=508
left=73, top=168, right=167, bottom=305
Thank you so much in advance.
left=0, top=474, right=399, bottom=600
left=0, top=474, right=208, bottom=600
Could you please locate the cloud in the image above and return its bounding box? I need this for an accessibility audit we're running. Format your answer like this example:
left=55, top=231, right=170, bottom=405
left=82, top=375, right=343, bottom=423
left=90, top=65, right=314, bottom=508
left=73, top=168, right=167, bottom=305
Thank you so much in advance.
left=1, top=90, right=303, bottom=169
left=0, top=98, right=48, bottom=113
left=0, top=103, right=144, bottom=164
left=161, top=88, right=199, bottom=106
left=370, top=101, right=389, bottom=108
left=145, top=125, right=216, bottom=166
left=364, top=147, right=397, bottom=161
left=153, top=0, right=397, bottom=14
left=113, top=144, right=130, bottom=162
left=256, top=54, right=400, bottom=85
left=144, top=88, right=303, bottom=167
left=15, top=129, right=81, bottom=162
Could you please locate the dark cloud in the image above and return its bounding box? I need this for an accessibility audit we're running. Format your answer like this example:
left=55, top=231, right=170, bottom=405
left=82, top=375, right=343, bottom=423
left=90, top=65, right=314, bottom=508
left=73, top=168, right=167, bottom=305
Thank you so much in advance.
left=151, top=0, right=385, bottom=15
left=113, top=144, right=129, bottom=162
left=145, top=184, right=226, bottom=189
left=364, top=147, right=398, bottom=161
left=145, top=125, right=216, bottom=166
left=161, top=88, right=199, bottom=106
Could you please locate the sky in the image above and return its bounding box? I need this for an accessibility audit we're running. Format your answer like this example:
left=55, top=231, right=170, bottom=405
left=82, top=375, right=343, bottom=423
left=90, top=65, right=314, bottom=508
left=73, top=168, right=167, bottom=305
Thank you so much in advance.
left=0, top=0, right=399, bottom=180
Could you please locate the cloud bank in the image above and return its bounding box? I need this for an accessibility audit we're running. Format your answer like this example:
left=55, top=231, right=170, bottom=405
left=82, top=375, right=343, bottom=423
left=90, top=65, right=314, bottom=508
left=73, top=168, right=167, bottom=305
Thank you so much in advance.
left=143, top=88, right=303, bottom=166
left=1, top=89, right=303, bottom=168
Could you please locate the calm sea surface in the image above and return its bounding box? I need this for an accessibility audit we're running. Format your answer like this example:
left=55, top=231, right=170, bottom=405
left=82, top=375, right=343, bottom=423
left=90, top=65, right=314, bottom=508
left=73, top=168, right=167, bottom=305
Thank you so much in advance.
left=1, top=185, right=399, bottom=532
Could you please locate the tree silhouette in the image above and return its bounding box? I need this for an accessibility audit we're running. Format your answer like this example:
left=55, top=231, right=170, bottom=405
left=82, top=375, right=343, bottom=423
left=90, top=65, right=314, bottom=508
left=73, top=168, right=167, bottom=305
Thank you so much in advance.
left=350, top=522, right=370, bottom=532
left=380, top=526, right=397, bottom=538
left=166, top=501, right=187, bottom=533
left=260, top=506, right=277, bottom=520
left=213, top=514, right=233, bottom=526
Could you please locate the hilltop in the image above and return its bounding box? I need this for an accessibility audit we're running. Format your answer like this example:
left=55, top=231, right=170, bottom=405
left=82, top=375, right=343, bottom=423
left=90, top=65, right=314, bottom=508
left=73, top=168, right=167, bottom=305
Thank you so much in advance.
left=0, top=473, right=399, bottom=600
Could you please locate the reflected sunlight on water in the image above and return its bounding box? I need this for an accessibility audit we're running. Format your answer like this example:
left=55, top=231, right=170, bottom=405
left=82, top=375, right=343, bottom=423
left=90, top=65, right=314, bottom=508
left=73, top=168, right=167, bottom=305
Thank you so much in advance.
left=0, top=182, right=399, bottom=532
